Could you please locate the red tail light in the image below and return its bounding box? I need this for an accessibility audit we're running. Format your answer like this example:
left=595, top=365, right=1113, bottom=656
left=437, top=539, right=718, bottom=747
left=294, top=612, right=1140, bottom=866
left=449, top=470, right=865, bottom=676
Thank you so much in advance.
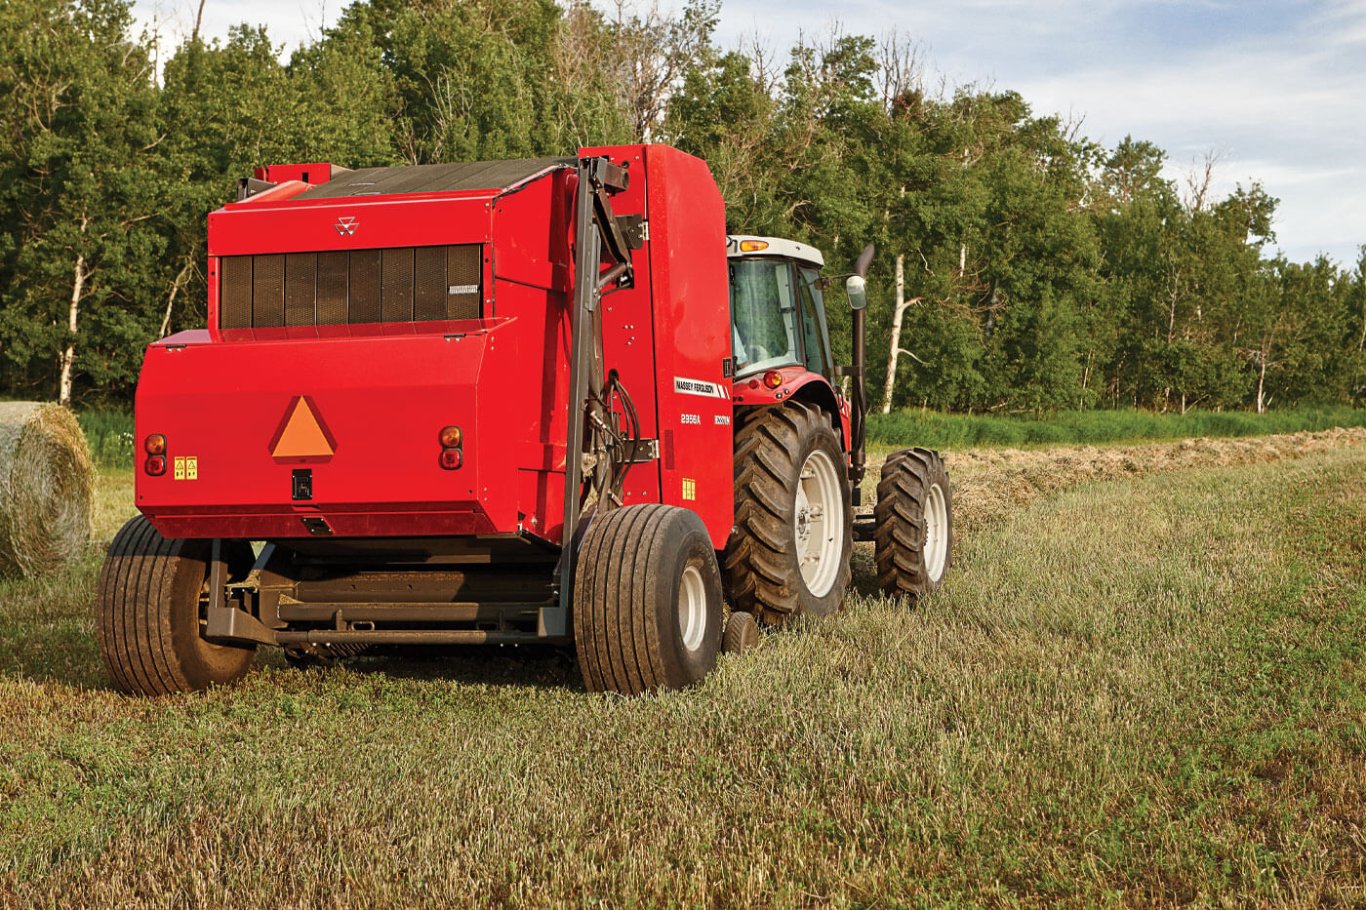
left=145, top=455, right=166, bottom=476
left=439, top=448, right=463, bottom=470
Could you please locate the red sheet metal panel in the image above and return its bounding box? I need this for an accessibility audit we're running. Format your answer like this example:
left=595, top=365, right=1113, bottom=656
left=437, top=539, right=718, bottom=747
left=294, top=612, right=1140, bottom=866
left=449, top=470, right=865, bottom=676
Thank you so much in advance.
left=142, top=145, right=735, bottom=549
left=637, top=144, right=733, bottom=548
left=135, top=322, right=520, bottom=540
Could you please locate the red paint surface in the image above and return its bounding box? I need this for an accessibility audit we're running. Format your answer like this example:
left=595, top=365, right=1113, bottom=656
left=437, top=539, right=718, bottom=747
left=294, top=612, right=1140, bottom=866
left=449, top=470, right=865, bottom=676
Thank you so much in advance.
left=137, top=145, right=738, bottom=549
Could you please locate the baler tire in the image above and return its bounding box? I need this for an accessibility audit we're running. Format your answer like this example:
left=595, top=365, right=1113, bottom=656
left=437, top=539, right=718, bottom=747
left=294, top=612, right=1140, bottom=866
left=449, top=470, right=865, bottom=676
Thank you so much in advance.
left=96, top=515, right=256, bottom=696
left=722, top=610, right=760, bottom=655
left=874, top=447, right=953, bottom=600
left=573, top=504, right=723, bottom=695
left=725, top=402, right=853, bottom=626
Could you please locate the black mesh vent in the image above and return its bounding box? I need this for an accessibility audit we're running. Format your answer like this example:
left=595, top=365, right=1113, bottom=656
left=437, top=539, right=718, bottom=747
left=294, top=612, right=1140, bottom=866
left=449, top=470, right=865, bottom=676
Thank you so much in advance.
left=285, top=253, right=315, bottom=326
left=220, top=256, right=253, bottom=329
left=316, top=251, right=348, bottom=325
left=349, top=250, right=382, bottom=325
left=447, top=245, right=482, bottom=320
left=252, top=254, right=285, bottom=327
left=218, top=245, right=483, bottom=329
left=414, top=246, right=447, bottom=321
left=381, top=248, right=414, bottom=322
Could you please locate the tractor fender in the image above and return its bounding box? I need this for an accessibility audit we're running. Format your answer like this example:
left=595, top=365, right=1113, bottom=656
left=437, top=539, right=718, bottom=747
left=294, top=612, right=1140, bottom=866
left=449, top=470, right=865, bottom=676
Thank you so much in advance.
left=731, top=366, right=849, bottom=449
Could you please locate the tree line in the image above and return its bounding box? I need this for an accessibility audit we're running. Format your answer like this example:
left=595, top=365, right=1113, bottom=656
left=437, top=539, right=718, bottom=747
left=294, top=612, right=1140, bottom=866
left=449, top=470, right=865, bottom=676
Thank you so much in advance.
left=1, top=0, right=1362, bottom=413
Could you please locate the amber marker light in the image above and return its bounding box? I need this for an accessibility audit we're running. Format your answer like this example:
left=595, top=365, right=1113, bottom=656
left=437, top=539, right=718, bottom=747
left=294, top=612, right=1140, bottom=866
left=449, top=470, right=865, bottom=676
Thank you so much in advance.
left=439, top=426, right=463, bottom=448
left=739, top=240, right=769, bottom=252
left=145, top=434, right=167, bottom=455
left=763, top=370, right=784, bottom=389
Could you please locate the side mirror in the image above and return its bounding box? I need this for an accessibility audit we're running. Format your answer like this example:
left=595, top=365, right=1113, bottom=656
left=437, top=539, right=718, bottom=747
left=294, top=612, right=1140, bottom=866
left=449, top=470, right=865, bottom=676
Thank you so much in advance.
left=845, top=274, right=868, bottom=311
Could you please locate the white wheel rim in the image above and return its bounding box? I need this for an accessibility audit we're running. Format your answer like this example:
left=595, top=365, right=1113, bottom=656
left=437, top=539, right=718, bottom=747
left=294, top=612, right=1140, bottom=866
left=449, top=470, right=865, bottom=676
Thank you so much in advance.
left=678, top=564, right=707, bottom=652
left=794, top=448, right=843, bottom=598
left=924, top=482, right=949, bottom=583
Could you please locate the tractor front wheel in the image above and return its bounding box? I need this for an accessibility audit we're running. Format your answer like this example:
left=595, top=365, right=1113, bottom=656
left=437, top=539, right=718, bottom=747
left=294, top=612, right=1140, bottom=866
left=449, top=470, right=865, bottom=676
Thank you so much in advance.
left=874, top=448, right=953, bottom=599
left=573, top=504, right=724, bottom=695
left=725, top=402, right=853, bottom=626
left=96, top=516, right=256, bottom=696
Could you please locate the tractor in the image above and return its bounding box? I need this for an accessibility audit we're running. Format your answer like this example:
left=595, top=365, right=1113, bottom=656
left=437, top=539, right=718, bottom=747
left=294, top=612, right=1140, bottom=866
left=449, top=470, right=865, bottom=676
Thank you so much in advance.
left=98, top=144, right=952, bottom=697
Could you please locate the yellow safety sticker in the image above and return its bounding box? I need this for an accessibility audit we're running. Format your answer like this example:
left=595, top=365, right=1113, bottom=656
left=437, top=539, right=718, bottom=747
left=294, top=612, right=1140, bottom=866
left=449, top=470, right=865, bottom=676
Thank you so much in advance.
left=173, top=456, right=185, bottom=480
left=682, top=478, right=696, bottom=500
left=185, top=456, right=198, bottom=480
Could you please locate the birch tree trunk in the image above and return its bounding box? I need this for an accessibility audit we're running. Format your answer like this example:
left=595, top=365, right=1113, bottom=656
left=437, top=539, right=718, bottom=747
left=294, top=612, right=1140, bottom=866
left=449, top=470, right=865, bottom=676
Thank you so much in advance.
left=880, top=253, right=906, bottom=414
left=1256, top=353, right=1267, bottom=414
left=59, top=258, right=89, bottom=407
left=59, top=214, right=91, bottom=407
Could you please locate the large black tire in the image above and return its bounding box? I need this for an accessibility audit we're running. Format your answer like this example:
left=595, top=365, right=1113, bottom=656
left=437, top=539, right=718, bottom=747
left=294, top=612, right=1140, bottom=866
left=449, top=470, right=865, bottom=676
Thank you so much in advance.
left=573, top=504, right=723, bottom=695
left=725, top=402, right=853, bottom=626
left=874, top=448, right=953, bottom=599
left=96, top=515, right=256, bottom=696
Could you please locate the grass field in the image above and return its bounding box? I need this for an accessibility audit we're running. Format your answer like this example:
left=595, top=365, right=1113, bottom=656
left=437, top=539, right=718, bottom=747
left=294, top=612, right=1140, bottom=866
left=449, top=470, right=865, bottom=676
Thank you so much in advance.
left=868, top=405, right=1366, bottom=450
left=1, top=436, right=1363, bottom=907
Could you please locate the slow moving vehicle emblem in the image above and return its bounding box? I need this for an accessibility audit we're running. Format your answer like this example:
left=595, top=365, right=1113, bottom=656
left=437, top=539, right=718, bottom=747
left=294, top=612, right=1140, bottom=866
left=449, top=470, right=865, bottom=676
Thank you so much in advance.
left=335, top=215, right=358, bottom=236
left=270, top=396, right=337, bottom=462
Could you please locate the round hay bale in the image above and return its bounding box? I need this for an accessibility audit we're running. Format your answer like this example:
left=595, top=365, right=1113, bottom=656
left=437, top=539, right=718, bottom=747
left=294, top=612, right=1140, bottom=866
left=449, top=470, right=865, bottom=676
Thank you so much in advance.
left=0, top=402, right=95, bottom=577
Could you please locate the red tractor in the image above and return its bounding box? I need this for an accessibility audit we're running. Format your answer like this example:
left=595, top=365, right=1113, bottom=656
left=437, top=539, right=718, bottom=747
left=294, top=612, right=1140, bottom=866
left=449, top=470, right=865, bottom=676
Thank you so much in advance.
left=98, top=145, right=952, bottom=696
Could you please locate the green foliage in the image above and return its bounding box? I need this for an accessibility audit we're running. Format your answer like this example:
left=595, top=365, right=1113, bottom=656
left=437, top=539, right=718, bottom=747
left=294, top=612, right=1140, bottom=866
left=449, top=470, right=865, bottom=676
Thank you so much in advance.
left=869, top=405, right=1366, bottom=449
left=76, top=408, right=134, bottom=466
left=0, top=0, right=1361, bottom=417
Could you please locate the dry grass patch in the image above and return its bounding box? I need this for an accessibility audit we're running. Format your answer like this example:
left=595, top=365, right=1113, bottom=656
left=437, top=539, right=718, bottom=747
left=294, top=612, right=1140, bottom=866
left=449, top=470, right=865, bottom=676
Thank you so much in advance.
left=0, top=443, right=1363, bottom=907
left=867, top=427, right=1366, bottom=536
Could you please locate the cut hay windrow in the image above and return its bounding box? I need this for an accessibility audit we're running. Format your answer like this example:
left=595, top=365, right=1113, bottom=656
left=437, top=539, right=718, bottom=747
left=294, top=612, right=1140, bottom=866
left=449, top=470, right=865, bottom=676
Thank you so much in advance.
left=866, top=426, right=1366, bottom=539
left=0, top=401, right=95, bottom=578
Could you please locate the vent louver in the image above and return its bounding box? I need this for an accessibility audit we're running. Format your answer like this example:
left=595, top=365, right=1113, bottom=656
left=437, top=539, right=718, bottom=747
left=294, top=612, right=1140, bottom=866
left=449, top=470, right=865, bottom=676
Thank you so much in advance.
left=219, top=245, right=482, bottom=329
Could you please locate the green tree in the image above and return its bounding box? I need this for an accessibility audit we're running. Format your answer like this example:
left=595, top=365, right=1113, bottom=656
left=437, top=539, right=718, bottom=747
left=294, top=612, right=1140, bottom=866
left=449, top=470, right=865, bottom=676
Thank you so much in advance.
left=0, top=0, right=164, bottom=404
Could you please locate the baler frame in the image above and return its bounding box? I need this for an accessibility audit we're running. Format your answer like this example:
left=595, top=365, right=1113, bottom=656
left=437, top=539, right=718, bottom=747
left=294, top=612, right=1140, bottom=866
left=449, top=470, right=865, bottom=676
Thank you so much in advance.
left=197, top=156, right=647, bottom=650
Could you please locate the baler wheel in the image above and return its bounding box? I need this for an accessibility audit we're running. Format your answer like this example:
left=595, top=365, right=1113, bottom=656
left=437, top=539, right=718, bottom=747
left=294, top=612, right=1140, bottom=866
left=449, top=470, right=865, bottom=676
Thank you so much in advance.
left=96, top=515, right=256, bottom=696
left=573, top=504, right=723, bottom=695
left=725, top=402, right=853, bottom=626
left=722, top=610, right=760, bottom=655
left=874, top=448, right=953, bottom=599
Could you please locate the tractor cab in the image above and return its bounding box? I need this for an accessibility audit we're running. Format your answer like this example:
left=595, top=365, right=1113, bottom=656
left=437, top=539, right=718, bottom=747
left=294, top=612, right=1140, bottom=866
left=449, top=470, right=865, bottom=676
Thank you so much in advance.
left=725, top=235, right=835, bottom=380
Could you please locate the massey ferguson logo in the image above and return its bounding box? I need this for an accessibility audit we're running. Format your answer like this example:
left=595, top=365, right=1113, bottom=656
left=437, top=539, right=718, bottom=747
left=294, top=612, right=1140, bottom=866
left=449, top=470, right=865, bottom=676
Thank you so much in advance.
left=334, top=216, right=358, bottom=236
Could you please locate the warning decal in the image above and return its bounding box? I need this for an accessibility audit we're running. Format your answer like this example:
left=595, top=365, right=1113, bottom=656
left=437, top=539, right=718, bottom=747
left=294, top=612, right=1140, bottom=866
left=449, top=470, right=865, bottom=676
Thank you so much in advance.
left=673, top=377, right=728, bottom=399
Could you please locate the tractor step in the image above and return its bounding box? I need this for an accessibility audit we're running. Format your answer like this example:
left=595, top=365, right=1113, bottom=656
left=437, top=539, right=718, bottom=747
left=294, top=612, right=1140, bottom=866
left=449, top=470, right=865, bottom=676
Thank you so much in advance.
left=852, top=513, right=877, bottom=542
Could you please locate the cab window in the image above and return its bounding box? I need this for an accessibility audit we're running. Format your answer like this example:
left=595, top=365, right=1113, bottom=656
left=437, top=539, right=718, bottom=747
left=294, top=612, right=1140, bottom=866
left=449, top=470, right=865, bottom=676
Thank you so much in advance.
left=797, top=266, right=832, bottom=376
left=729, top=259, right=801, bottom=375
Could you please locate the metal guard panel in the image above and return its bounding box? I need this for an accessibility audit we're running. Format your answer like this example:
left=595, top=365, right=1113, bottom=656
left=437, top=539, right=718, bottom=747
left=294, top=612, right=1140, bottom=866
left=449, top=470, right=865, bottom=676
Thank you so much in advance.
left=135, top=322, right=522, bottom=539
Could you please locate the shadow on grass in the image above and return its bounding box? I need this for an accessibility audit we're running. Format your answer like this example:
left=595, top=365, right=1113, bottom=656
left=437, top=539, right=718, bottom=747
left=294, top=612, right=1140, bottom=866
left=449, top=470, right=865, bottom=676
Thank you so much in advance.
left=2, top=540, right=887, bottom=693
left=296, top=644, right=583, bottom=691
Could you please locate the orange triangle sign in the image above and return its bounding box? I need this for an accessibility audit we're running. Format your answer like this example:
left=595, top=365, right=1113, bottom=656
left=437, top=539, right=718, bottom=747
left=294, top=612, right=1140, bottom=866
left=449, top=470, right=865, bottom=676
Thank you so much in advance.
left=270, top=397, right=335, bottom=459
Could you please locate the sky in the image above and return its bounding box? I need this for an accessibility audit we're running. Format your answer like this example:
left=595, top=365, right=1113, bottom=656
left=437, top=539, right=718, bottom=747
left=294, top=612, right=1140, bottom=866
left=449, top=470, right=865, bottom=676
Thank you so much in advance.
left=131, top=0, right=1366, bottom=267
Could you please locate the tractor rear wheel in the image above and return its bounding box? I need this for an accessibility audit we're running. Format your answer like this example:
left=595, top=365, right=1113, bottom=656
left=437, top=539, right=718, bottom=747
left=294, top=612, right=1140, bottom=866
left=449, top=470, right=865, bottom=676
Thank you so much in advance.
left=96, top=515, right=256, bottom=695
left=874, top=448, right=953, bottom=599
left=573, top=504, right=724, bottom=695
left=725, top=402, right=853, bottom=626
